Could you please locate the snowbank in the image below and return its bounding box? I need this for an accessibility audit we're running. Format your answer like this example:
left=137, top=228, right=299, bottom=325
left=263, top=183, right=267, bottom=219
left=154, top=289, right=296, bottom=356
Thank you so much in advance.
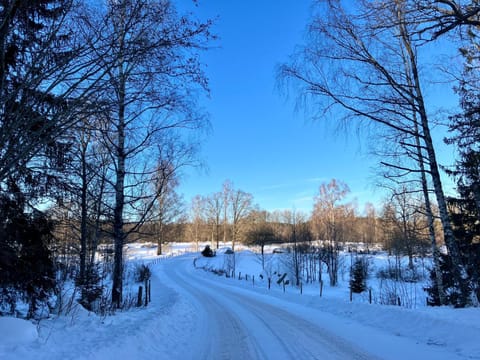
left=0, top=317, right=37, bottom=345
left=1, top=243, right=478, bottom=359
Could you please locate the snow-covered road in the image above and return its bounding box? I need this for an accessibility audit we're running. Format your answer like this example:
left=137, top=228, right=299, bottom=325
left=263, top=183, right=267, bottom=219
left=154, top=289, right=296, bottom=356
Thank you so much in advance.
left=156, top=254, right=469, bottom=360
left=163, top=256, right=375, bottom=360
left=1, top=250, right=478, bottom=359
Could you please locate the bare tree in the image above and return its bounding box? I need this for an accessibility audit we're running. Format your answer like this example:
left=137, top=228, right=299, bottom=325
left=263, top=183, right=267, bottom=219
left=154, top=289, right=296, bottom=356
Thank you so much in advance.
left=152, top=150, right=185, bottom=255
left=244, top=209, right=281, bottom=270
left=269, top=210, right=290, bottom=241
left=190, top=195, right=206, bottom=252
left=230, top=188, right=253, bottom=252
left=205, top=192, right=223, bottom=249
left=81, top=0, right=214, bottom=307
left=278, top=0, right=464, bottom=297
left=413, top=1, right=480, bottom=39
left=312, top=179, right=353, bottom=286
left=363, top=202, right=378, bottom=251
left=384, top=187, right=430, bottom=269
left=72, top=116, right=111, bottom=288
left=222, top=179, right=233, bottom=245
left=282, top=209, right=311, bottom=286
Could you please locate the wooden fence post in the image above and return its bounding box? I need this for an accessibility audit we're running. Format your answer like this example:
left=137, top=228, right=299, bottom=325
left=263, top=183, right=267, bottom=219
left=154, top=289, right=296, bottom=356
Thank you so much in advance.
left=144, top=280, right=149, bottom=306
left=137, top=286, right=143, bottom=307
left=148, top=279, right=151, bottom=303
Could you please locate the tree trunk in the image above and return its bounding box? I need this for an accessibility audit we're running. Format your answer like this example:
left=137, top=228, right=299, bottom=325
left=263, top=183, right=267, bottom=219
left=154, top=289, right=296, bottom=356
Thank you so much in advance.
left=223, top=203, right=227, bottom=246
left=112, top=117, right=125, bottom=307
left=90, top=172, right=106, bottom=268
left=412, top=79, right=464, bottom=290
left=112, top=124, right=125, bottom=307
left=396, top=4, right=465, bottom=297
left=112, top=59, right=126, bottom=307
left=414, top=119, right=447, bottom=304
left=211, top=223, right=215, bottom=249
left=157, top=221, right=163, bottom=256
left=79, top=131, right=88, bottom=287
left=293, top=224, right=300, bottom=286
left=261, top=243, right=265, bottom=270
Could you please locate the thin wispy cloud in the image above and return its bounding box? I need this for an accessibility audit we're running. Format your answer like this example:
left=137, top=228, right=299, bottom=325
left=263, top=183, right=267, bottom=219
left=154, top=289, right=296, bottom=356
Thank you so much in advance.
left=260, top=177, right=326, bottom=192
left=305, top=177, right=327, bottom=183
left=258, top=183, right=292, bottom=191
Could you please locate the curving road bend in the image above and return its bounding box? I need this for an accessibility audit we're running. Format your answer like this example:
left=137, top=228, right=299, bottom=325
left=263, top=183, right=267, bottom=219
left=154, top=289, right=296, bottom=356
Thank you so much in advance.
left=160, top=255, right=378, bottom=360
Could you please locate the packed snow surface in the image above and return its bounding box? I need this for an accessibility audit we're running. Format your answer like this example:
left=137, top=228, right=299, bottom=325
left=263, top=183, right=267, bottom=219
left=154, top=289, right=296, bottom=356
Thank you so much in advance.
left=1, top=243, right=479, bottom=359
left=0, top=317, right=37, bottom=346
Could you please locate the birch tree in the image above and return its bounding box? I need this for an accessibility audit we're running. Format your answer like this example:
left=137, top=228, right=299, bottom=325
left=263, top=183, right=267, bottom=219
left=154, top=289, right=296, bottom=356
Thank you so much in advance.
left=152, top=152, right=185, bottom=256
left=312, top=179, right=351, bottom=286
left=84, top=0, right=213, bottom=307
left=222, top=179, right=233, bottom=244
left=230, top=188, right=253, bottom=252
left=279, top=0, right=463, bottom=301
left=205, top=192, right=223, bottom=249
left=190, top=195, right=206, bottom=252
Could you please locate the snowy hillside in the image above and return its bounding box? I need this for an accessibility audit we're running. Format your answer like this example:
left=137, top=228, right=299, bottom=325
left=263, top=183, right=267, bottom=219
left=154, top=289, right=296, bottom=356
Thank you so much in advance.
left=1, top=243, right=479, bottom=359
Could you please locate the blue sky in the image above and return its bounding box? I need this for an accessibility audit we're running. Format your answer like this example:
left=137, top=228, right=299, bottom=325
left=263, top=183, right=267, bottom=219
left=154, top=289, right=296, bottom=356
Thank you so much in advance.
left=176, top=0, right=457, bottom=213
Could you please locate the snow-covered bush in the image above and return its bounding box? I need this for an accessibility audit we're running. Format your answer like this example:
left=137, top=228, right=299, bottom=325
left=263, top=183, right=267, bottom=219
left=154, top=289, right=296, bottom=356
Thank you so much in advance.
left=377, top=279, right=418, bottom=308
left=201, top=245, right=215, bottom=257
left=376, top=259, right=423, bottom=283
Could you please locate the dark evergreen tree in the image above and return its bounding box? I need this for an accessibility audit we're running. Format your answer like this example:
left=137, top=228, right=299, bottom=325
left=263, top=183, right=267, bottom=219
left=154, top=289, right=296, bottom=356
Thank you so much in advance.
left=447, top=28, right=480, bottom=218
left=0, top=0, right=79, bottom=318
left=425, top=250, right=475, bottom=308
left=78, top=264, right=104, bottom=312
left=350, top=257, right=367, bottom=294
left=434, top=158, right=480, bottom=306
left=435, top=29, right=480, bottom=307
left=0, top=181, right=55, bottom=318
left=448, top=193, right=480, bottom=305
left=0, top=0, right=79, bottom=184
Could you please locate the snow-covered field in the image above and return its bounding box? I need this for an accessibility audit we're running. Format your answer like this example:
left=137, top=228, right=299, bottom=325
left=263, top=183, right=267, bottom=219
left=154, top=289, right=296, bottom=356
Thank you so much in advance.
left=1, top=242, right=479, bottom=359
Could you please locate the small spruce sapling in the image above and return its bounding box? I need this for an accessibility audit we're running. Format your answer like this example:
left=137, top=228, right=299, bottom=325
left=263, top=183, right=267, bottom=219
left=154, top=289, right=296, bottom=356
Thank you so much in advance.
left=350, top=258, right=367, bottom=293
